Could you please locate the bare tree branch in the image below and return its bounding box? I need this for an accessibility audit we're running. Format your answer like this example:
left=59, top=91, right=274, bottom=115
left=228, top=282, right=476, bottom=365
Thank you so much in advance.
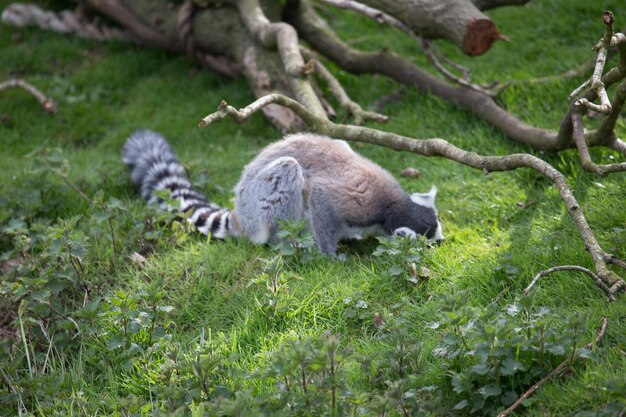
left=570, top=12, right=619, bottom=114
left=355, top=0, right=501, bottom=56
left=571, top=105, right=626, bottom=177
left=1, top=2, right=130, bottom=41
left=0, top=78, right=57, bottom=113
left=198, top=93, right=626, bottom=295
left=589, top=78, right=626, bottom=146
left=523, top=265, right=615, bottom=302
left=236, top=0, right=326, bottom=118
left=300, top=48, right=388, bottom=124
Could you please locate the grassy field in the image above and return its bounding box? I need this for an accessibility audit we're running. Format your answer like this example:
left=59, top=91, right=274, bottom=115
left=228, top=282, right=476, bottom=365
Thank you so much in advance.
left=1, top=0, right=626, bottom=415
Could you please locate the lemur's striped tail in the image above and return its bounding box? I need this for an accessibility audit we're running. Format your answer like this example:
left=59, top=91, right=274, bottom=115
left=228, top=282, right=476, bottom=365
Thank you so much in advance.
left=122, top=130, right=238, bottom=239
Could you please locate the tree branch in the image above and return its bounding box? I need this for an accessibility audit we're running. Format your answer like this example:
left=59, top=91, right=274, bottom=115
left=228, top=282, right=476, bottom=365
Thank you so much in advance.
left=0, top=78, right=57, bottom=113
left=589, top=78, right=626, bottom=146
left=571, top=105, right=626, bottom=177
left=287, top=1, right=564, bottom=150
left=523, top=265, right=616, bottom=302
left=570, top=12, right=617, bottom=114
left=198, top=93, right=625, bottom=296
left=300, top=48, right=388, bottom=124
left=235, top=0, right=326, bottom=118
left=1, top=2, right=130, bottom=41
left=354, top=0, right=500, bottom=56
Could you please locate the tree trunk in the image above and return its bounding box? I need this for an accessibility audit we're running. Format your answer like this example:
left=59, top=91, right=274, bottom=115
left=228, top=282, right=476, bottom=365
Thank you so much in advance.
left=358, top=0, right=501, bottom=55
left=84, top=0, right=305, bottom=130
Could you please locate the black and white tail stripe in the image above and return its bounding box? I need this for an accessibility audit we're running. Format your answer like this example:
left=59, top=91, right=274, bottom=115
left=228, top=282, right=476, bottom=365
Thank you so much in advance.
left=122, top=130, right=238, bottom=239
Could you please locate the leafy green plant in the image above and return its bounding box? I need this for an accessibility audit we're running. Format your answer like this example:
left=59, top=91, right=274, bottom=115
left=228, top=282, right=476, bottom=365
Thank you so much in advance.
left=248, top=255, right=301, bottom=320
left=373, top=235, right=429, bottom=286
left=273, top=219, right=316, bottom=264
left=251, top=331, right=353, bottom=416
left=98, top=287, right=174, bottom=351
left=430, top=292, right=594, bottom=415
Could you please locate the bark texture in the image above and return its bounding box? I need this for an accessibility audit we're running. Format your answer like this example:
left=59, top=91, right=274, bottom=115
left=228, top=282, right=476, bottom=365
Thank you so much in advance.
left=356, top=0, right=500, bottom=56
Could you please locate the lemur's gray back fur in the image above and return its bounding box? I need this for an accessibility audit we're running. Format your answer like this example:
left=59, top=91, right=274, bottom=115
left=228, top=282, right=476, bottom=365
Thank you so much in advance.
left=122, top=130, right=237, bottom=238
left=235, top=134, right=443, bottom=254
left=123, top=131, right=443, bottom=255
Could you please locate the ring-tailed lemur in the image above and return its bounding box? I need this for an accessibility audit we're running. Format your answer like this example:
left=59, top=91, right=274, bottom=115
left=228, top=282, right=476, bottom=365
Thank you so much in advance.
left=122, top=130, right=444, bottom=255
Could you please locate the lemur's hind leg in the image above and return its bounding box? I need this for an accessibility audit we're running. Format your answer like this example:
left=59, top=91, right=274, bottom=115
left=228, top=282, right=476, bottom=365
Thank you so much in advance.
left=235, top=157, right=307, bottom=244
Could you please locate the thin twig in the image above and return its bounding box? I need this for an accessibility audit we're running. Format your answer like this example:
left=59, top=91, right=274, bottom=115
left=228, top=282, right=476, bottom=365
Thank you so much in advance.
left=606, top=254, right=626, bottom=271
left=497, top=317, right=608, bottom=417
left=570, top=12, right=616, bottom=114
left=301, top=48, right=388, bottom=124
left=0, top=79, right=57, bottom=113
left=55, top=172, right=92, bottom=204
left=571, top=106, right=626, bottom=176
left=591, top=78, right=626, bottom=146
left=524, top=265, right=616, bottom=302
left=421, top=39, right=496, bottom=96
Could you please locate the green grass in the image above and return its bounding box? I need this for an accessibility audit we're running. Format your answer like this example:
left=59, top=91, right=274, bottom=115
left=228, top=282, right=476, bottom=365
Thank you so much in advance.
left=1, top=0, right=626, bottom=416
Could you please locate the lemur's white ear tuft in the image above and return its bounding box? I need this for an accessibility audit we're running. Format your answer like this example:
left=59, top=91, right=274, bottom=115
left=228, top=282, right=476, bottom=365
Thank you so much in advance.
left=410, top=185, right=438, bottom=208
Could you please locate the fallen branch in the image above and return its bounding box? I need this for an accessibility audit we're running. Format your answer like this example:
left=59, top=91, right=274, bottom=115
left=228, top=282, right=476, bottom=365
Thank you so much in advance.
left=198, top=93, right=626, bottom=297
left=523, top=265, right=616, bottom=302
left=288, top=3, right=626, bottom=150
left=570, top=12, right=618, bottom=114
left=1, top=2, right=129, bottom=41
left=301, top=48, right=388, bottom=124
left=571, top=105, right=626, bottom=177
left=589, top=78, right=626, bottom=147
left=236, top=0, right=326, bottom=118
left=0, top=78, right=57, bottom=113
left=497, top=317, right=609, bottom=417
left=317, top=0, right=495, bottom=95
left=422, top=39, right=497, bottom=96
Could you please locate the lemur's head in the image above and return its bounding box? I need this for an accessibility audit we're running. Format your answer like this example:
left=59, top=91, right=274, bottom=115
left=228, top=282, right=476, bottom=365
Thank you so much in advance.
left=391, top=185, right=444, bottom=244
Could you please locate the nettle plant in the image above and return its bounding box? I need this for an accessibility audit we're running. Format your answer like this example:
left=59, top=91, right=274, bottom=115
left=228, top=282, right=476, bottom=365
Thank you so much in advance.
left=248, top=255, right=302, bottom=320
left=430, top=292, right=595, bottom=415
left=373, top=235, right=431, bottom=287
left=273, top=218, right=317, bottom=264
left=97, top=286, right=175, bottom=352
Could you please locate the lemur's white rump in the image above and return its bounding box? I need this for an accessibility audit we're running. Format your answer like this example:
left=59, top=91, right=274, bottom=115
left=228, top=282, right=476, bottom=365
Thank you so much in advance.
left=122, top=131, right=444, bottom=255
